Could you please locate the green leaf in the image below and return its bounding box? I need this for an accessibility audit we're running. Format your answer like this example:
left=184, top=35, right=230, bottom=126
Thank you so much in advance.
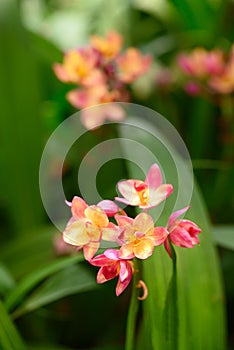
left=4, top=254, right=84, bottom=313
left=12, top=264, right=97, bottom=318
left=0, top=0, right=44, bottom=235
left=0, top=263, right=15, bottom=297
left=0, top=300, right=26, bottom=350
left=212, top=225, right=234, bottom=250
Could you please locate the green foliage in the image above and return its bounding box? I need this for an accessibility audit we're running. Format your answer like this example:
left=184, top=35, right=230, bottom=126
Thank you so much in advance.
left=0, top=300, right=26, bottom=350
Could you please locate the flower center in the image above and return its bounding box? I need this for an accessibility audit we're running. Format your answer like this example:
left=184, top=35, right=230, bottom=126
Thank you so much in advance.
left=134, top=182, right=149, bottom=206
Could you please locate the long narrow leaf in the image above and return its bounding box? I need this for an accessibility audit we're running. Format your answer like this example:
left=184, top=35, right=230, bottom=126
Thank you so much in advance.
left=0, top=300, right=26, bottom=350
left=5, top=254, right=83, bottom=312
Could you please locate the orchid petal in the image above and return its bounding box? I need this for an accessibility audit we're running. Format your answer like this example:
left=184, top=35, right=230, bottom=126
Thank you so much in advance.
left=133, top=213, right=154, bottom=235
left=63, top=221, right=88, bottom=246
left=85, top=206, right=109, bottom=228
left=102, top=226, right=120, bottom=242
left=168, top=206, right=190, bottom=227
left=83, top=242, right=100, bottom=261
left=119, top=243, right=135, bottom=259
left=71, top=196, right=87, bottom=219
left=115, top=215, right=133, bottom=228
left=97, top=265, right=118, bottom=283
left=86, top=224, right=101, bottom=241
left=133, top=238, right=154, bottom=259
left=104, top=249, right=120, bottom=260
left=119, top=261, right=128, bottom=282
left=145, top=163, right=162, bottom=190
left=116, top=263, right=133, bottom=296
left=90, top=254, right=110, bottom=266
left=147, top=184, right=173, bottom=208
left=116, top=180, right=142, bottom=205
left=151, top=227, right=168, bottom=246
left=97, top=200, right=119, bottom=216
left=170, top=227, right=194, bottom=248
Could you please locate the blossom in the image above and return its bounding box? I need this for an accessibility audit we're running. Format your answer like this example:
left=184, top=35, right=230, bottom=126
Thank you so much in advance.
left=116, top=48, right=152, bottom=83
left=53, top=48, right=103, bottom=86
left=91, top=31, right=123, bottom=59
left=115, top=212, right=168, bottom=259
left=80, top=104, right=126, bottom=130
left=63, top=197, right=120, bottom=260
left=164, top=206, right=202, bottom=257
left=115, top=163, right=173, bottom=209
left=177, top=48, right=224, bottom=78
left=208, top=57, right=234, bottom=94
left=90, top=249, right=133, bottom=296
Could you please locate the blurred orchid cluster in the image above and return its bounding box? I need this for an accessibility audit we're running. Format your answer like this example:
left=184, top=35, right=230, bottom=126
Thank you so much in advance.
left=53, top=31, right=151, bottom=128
left=157, top=45, right=234, bottom=98
left=61, top=164, right=201, bottom=297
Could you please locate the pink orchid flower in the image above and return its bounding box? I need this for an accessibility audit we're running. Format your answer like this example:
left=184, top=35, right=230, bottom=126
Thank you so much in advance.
left=115, top=212, right=168, bottom=260
left=115, top=163, right=173, bottom=209
left=90, top=249, right=133, bottom=296
left=63, top=197, right=120, bottom=260
left=164, top=206, right=202, bottom=257
left=116, top=48, right=152, bottom=83
left=53, top=47, right=103, bottom=86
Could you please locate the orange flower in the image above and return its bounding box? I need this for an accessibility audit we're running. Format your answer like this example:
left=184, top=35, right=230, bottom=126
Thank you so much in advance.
left=91, top=31, right=123, bottom=59
left=53, top=48, right=104, bottom=86
left=116, top=48, right=152, bottom=83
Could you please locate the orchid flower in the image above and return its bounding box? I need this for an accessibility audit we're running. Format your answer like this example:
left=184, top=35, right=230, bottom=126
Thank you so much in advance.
left=116, top=48, right=152, bottom=83
left=115, top=163, right=173, bottom=209
left=63, top=196, right=120, bottom=260
left=164, top=206, right=202, bottom=257
left=90, top=249, right=133, bottom=296
left=115, top=212, right=168, bottom=260
left=53, top=48, right=103, bottom=86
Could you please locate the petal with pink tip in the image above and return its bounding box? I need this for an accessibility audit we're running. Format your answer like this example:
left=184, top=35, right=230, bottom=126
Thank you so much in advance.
left=83, top=242, right=100, bottom=261
left=133, top=213, right=154, bottom=235
left=170, top=227, right=194, bottom=248
left=168, top=206, right=190, bottom=227
left=151, top=227, right=168, bottom=246
left=97, top=200, right=119, bottom=216
left=119, top=261, right=128, bottom=282
left=85, top=206, right=109, bottom=228
left=147, top=184, right=173, bottom=208
left=97, top=264, right=118, bottom=283
left=119, top=243, right=135, bottom=259
left=116, top=263, right=133, bottom=296
left=116, top=180, right=141, bottom=206
left=115, top=215, right=133, bottom=228
left=133, top=238, right=154, bottom=259
left=53, top=63, right=70, bottom=83
left=63, top=221, right=88, bottom=246
left=104, top=249, right=120, bottom=260
left=145, top=163, right=162, bottom=190
left=90, top=254, right=109, bottom=266
left=71, top=196, right=87, bottom=219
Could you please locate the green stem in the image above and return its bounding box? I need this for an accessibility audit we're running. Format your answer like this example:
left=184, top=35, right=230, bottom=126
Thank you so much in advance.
left=125, top=259, right=140, bottom=350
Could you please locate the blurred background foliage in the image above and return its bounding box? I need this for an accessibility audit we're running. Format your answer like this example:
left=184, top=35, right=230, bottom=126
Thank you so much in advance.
left=0, top=0, right=233, bottom=349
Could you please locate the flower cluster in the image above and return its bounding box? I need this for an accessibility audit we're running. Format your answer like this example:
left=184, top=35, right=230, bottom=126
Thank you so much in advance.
left=177, top=46, right=234, bottom=96
left=63, top=164, right=201, bottom=297
left=53, top=31, right=151, bottom=128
